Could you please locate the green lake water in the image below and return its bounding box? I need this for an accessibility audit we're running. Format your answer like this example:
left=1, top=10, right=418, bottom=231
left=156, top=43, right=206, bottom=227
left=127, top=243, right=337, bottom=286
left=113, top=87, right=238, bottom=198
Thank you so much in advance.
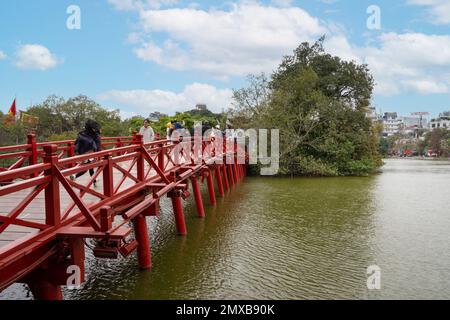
left=1, top=158, right=450, bottom=300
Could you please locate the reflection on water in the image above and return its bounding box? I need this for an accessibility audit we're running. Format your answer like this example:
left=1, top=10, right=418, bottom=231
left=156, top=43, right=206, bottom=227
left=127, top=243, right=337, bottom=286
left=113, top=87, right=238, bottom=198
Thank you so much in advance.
left=1, top=159, right=450, bottom=299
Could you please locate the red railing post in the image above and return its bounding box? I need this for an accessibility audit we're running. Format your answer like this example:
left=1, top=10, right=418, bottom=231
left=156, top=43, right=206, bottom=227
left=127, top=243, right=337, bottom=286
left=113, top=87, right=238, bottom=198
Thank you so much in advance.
left=136, top=135, right=145, bottom=181
left=27, top=134, right=38, bottom=166
left=67, top=141, right=75, bottom=168
left=158, top=142, right=165, bottom=171
left=43, top=145, right=61, bottom=226
left=27, top=134, right=38, bottom=177
left=116, top=138, right=123, bottom=155
left=67, top=141, right=75, bottom=158
left=103, top=154, right=114, bottom=197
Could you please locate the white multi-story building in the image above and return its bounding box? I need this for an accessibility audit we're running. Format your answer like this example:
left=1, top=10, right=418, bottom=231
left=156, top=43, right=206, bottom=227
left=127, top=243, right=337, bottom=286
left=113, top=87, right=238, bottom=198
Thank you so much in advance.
left=382, top=112, right=431, bottom=136
left=382, top=112, right=404, bottom=136
left=430, top=112, right=450, bottom=130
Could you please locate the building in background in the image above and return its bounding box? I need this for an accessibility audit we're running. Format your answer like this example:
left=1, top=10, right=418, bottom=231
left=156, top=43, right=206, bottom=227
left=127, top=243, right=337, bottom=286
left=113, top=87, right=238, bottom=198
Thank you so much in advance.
left=430, top=112, right=450, bottom=130
left=381, top=112, right=431, bottom=137
left=195, top=104, right=208, bottom=111
left=382, top=112, right=403, bottom=136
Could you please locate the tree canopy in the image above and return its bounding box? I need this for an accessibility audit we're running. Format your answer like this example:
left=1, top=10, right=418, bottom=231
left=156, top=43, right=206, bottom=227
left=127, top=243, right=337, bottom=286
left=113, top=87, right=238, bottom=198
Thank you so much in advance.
left=1, top=95, right=226, bottom=145
left=232, top=38, right=382, bottom=176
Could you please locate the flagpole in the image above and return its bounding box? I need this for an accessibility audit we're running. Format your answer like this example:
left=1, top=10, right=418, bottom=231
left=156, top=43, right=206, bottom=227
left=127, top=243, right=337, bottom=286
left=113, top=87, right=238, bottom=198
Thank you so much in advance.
left=15, top=95, right=19, bottom=145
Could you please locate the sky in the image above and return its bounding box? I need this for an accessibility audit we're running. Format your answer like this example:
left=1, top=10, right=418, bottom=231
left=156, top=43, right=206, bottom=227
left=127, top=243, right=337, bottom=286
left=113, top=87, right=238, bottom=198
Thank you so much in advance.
left=0, top=0, right=449, bottom=119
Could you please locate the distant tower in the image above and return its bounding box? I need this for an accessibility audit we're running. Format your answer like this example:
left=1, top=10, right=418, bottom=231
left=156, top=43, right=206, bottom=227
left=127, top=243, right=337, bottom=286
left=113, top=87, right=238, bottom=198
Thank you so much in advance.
left=411, top=112, right=429, bottom=129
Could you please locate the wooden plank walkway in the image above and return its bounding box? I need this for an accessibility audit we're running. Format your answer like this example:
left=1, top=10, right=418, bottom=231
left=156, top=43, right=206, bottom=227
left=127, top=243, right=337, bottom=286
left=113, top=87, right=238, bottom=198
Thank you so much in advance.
left=0, top=161, right=155, bottom=250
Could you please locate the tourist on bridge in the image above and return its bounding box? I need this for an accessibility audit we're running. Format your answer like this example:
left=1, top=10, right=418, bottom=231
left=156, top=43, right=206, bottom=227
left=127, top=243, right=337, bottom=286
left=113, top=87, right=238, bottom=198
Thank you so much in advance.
left=166, top=120, right=174, bottom=139
left=139, top=118, right=155, bottom=144
left=168, top=119, right=184, bottom=141
left=70, top=119, right=101, bottom=187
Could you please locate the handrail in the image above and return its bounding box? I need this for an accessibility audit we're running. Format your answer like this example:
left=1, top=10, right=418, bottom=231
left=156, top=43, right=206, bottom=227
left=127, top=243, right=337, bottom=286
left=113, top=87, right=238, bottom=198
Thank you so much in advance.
left=0, top=134, right=143, bottom=177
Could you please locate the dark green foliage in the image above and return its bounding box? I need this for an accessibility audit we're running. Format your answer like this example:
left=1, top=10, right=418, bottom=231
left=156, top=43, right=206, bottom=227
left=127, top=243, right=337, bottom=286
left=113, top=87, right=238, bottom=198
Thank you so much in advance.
left=232, top=38, right=382, bottom=176
left=0, top=95, right=226, bottom=145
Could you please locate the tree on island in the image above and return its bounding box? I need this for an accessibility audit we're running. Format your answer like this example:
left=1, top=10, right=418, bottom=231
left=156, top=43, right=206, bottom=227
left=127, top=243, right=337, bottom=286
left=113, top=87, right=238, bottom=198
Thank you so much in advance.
left=231, top=37, right=382, bottom=176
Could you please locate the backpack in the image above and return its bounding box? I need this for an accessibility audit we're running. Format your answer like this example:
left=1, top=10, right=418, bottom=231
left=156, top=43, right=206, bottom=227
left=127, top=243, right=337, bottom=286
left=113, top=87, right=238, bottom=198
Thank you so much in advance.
left=75, top=131, right=96, bottom=155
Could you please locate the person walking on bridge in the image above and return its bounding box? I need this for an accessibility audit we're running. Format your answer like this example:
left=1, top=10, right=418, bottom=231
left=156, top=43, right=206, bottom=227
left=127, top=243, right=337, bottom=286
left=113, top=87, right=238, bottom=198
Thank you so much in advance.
left=70, top=119, right=101, bottom=187
left=139, top=118, right=155, bottom=144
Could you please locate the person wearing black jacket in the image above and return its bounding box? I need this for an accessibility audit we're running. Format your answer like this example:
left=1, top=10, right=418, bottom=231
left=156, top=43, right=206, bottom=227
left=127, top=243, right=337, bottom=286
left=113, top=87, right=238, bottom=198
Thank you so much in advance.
left=70, top=120, right=101, bottom=187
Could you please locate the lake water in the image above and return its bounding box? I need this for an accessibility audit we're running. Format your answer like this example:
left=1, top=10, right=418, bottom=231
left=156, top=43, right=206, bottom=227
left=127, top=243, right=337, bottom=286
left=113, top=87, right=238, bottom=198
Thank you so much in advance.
left=1, top=158, right=450, bottom=300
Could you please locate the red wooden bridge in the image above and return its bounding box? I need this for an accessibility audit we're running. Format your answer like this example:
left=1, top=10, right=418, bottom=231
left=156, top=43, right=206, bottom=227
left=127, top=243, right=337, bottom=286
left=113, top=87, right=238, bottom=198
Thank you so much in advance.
left=0, top=133, right=246, bottom=300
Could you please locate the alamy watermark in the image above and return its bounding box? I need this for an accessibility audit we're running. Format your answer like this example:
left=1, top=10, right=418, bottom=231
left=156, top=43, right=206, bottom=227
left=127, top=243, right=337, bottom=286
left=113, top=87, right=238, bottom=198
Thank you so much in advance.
left=66, top=265, right=82, bottom=290
left=367, top=5, right=381, bottom=30
left=67, top=5, right=81, bottom=30
left=367, top=265, right=381, bottom=290
left=169, top=122, right=280, bottom=176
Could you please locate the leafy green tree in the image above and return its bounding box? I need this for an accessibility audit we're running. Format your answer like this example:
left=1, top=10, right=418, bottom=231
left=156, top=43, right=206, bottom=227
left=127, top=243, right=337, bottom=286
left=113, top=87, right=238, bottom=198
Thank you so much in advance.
left=0, top=94, right=233, bottom=154
left=232, top=38, right=382, bottom=176
left=27, top=95, right=126, bottom=139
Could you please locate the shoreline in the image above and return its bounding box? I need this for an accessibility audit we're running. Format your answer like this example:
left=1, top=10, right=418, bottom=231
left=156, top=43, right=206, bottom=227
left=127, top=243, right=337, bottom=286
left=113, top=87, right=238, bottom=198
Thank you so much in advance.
left=385, top=157, right=450, bottom=161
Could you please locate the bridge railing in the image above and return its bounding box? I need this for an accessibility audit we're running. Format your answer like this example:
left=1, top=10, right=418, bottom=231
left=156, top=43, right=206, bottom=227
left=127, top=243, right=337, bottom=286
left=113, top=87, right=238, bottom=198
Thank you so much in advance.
left=0, top=134, right=140, bottom=182
left=0, top=134, right=244, bottom=287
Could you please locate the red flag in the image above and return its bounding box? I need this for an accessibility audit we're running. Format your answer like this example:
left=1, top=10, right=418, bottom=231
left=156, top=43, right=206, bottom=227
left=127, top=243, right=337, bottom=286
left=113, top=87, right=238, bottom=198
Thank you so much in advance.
left=7, top=98, right=16, bottom=117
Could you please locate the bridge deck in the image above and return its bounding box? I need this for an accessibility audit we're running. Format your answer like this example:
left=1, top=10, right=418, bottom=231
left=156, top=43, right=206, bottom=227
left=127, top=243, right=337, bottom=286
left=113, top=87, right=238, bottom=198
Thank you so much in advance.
left=0, top=161, right=154, bottom=250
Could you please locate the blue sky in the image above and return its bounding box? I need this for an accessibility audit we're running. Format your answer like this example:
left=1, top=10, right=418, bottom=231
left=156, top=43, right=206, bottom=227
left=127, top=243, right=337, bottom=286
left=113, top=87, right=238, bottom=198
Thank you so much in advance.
left=0, top=0, right=449, bottom=118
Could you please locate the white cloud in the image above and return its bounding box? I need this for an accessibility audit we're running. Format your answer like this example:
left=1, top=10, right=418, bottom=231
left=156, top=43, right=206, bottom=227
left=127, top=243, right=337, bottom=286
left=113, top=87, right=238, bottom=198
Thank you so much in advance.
left=0, top=50, right=7, bottom=60
left=98, top=83, right=233, bottom=115
left=324, top=35, right=361, bottom=63
left=361, top=33, right=450, bottom=95
left=109, top=1, right=450, bottom=98
left=132, top=2, right=326, bottom=78
left=15, top=44, right=61, bottom=70
left=407, top=0, right=450, bottom=25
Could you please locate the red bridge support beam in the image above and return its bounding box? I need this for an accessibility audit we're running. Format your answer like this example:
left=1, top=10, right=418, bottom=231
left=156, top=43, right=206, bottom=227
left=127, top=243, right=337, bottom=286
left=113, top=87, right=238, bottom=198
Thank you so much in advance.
left=206, top=170, right=216, bottom=206
left=171, top=193, right=187, bottom=235
left=215, top=166, right=225, bottom=198
left=191, top=176, right=205, bottom=218
left=222, top=164, right=229, bottom=192
left=133, top=214, right=152, bottom=269
left=228, top=164, right=235, bottom=187
left=28, top=280, right=63, bottom=301
left=233, top=161, right=239, bottom=183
